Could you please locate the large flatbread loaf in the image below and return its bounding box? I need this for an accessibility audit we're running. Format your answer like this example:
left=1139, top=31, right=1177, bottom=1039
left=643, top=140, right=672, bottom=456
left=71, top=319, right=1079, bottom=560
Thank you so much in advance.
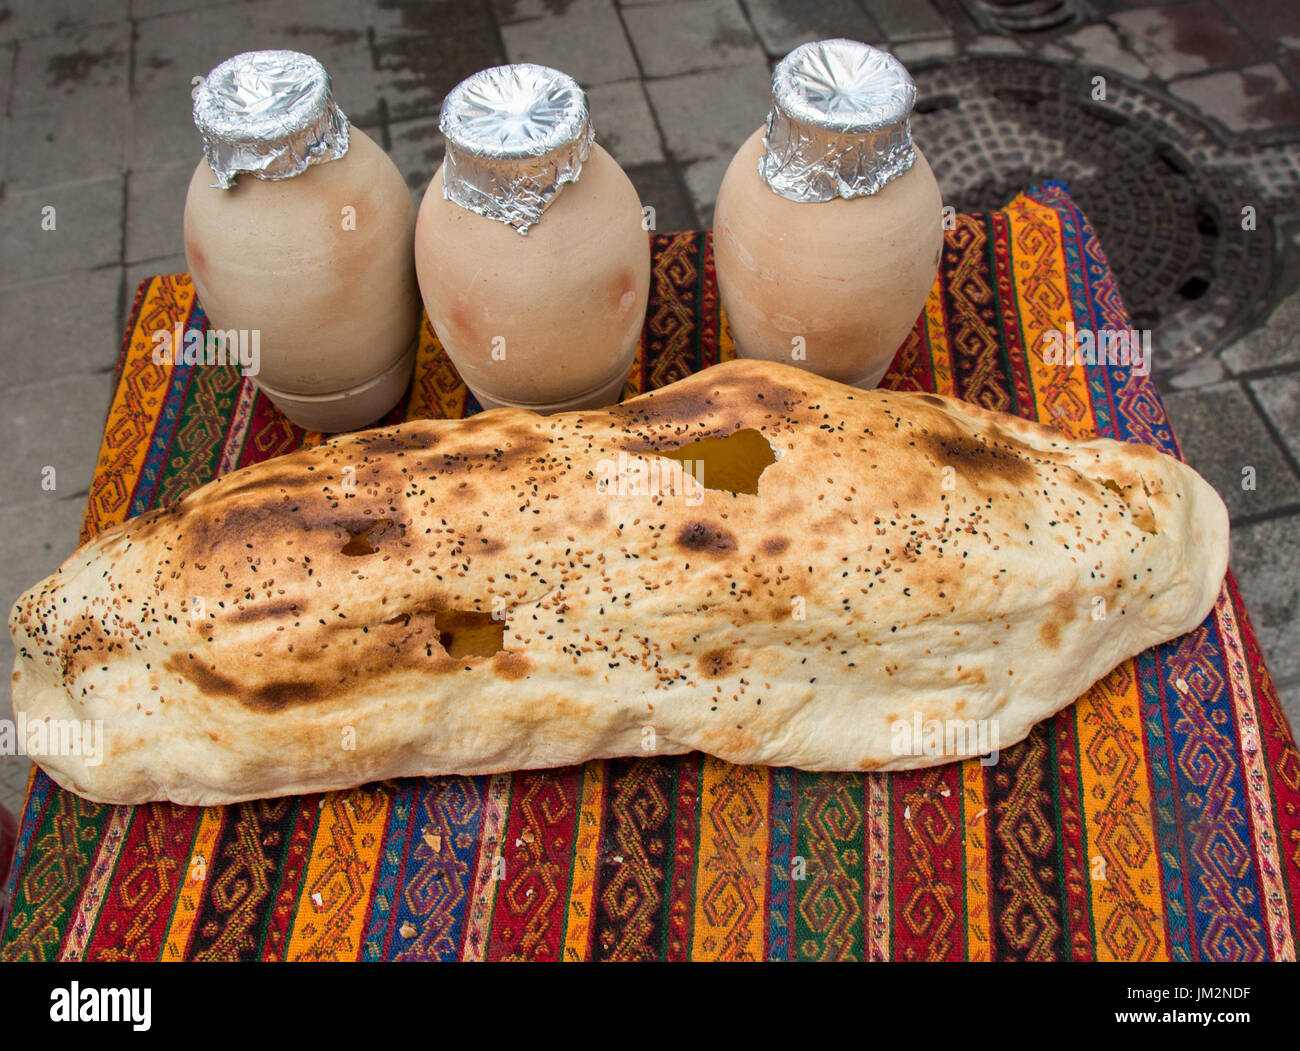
left=10, top=360, right=1228, bottom=805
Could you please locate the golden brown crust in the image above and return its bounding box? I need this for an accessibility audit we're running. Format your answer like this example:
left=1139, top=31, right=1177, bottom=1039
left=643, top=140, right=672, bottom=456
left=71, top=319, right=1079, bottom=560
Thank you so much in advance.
left=9, top=360, right=1229, bottom=804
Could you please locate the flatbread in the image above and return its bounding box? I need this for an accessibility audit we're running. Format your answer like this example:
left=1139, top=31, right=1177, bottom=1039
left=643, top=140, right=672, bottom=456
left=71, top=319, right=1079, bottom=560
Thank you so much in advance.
left=8, top=359, right=1229, bottom=804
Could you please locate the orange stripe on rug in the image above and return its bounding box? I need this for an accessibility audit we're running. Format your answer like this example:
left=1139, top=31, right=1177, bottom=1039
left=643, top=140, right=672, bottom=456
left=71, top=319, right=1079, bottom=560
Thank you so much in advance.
left=1076, top=665, right=1169, bottom=961
left=82, top=274, right=195, bottom=543
left=561, top=761, right=606, bottom=961
left=691, top=758, right=768, bottom=961
left=286, top=788, right=392, bottom=961
left=961, top=758, right=992, bottom=961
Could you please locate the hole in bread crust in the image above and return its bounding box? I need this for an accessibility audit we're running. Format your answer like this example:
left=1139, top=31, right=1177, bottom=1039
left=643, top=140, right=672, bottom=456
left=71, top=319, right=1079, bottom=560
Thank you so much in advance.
left=1100, top=478, right=1157, bottom=535
left=340, top=519, right=394, bottom=556
left=379, top=605, right=507, bottom=659
left=637, top=428, right=777, bottom=495
left=434, top=609, right=505, bottom=659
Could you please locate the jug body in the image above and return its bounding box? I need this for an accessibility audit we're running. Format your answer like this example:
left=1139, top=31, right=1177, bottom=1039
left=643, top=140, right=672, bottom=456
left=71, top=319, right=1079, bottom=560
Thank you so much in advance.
left=713, top=40, right=942, bottom=388
left=184, top=50, right=420, bottom=432
left=414, top=63, right=650, bottom=414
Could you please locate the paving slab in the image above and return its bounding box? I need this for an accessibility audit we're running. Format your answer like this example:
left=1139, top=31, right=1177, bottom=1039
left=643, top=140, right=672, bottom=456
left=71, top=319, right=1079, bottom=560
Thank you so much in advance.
left=622, top=0, right=764, bottom=78
left=0, top=0, right=128, bottom=43
left=1169, top=63, right=1300, bottom=134
left=2, top=96, right=128, bottom=192
left=370, top=0, right=500, bottom=41
left=1249, top=371, right=1300, bottom=465
left=643, top=59, right=769, bottom=163
left=1161, top=381, right=1300, bottom=520
left=1059, top=23, right=1151, bottom=82
left=1279, top=679, right=1300, bottom=739
left=894, top=36, right=957, bottom=66
left=372, top=26, right=506, bottom=122
left=0, top=755, right=33, bottom=829
left=587, top=79, right=664, bottom=168
left=0, top=495, right=88, bottom=615
left=737, top=0, right=882, bottom=59
left=0, top=268, right=124, bottom=387
left=623, top=160, right=697, bottom=231
left=0, top=177, right=123, bottom=285
left=859, top=0, right=948, bottom=42
left=500, top=0, right=638, bottom=87
left=132, top=0, right=370, bottom=96
left=1221, top=286, right=1300, bottom=374
left=0, top=372, right=116, bottom=508
left=489, top=0, right=558, bottom=26
left=1231, top=513, right=1300, bottom=684
left=385, top=116, right=445, bottom=196
left=0, top=41, right=15, bottom=112
left=125, top=161, right=192, bottom=264
left=131, top=0, right=242, bottom=17
left=1212, top=0, right=1300, bottom=54
left=1112, top=2, right=1260, bottom=83
left=127, top=85, right=205, bottom=173
left=966, top=35, right=1023, bottom=57
left=1161, top=353, right=1227, bottom=390
left=8, top=20, right=129, bottom=111
left=681, top=152, right=730, bottom=227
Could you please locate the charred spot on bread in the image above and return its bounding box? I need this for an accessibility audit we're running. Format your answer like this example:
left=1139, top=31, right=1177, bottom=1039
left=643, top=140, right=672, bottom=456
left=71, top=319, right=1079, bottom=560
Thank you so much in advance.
left=676, top=521, right=736, bottom=555
left=699, top=649, right=734, bottom=677
left=230, top=600, right=298, bottom=623
left=164, top=653, right=238, bottom=696
left=493, top=651, right=531, bottom=680
left=921, top=429, right=1037, bottom=487
left=247, top=680, right=320, bottom=712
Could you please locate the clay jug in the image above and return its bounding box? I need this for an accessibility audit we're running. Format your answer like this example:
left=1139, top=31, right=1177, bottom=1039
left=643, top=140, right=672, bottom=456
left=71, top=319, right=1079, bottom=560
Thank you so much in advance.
left=184, top=50, right=420, bottom=432
left=415, top=63, right=650, bottom=413
left=713, top=40, right=943, bottom=388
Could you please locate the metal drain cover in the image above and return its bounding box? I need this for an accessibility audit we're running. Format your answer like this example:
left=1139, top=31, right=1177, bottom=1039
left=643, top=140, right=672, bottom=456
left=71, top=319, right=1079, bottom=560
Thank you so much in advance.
left=911, top=57, right=1300, bottom=371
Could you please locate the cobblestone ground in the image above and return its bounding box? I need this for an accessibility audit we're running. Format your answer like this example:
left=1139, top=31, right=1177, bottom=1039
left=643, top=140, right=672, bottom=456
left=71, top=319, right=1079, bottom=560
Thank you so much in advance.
left=1, top=0, right=1297, bottom=817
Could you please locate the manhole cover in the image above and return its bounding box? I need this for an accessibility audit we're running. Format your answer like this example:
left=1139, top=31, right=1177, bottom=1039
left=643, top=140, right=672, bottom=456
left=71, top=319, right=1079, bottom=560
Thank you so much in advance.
left=910, top=57, right=1300, bottom=373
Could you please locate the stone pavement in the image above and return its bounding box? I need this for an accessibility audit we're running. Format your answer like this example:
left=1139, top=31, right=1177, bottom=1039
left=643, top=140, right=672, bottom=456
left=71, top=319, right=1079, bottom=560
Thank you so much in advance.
left=0, top=0, right=1297, bottom=818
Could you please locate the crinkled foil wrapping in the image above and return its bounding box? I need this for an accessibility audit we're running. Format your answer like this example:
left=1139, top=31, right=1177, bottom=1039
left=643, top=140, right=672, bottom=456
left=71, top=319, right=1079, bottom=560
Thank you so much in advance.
left=759, top=39, right=917, bottom=203
left=194, top=50, right=350, bottom=190
left=439, top=63, right=594, bottom=234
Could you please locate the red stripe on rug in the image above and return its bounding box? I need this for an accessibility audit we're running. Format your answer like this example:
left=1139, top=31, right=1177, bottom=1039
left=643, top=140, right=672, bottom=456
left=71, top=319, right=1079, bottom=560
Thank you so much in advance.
left=488, top=769, right=582, bottom=961
left=890, top=764, right=965, bottom=961
left=82, top=803, right=202, bottom=961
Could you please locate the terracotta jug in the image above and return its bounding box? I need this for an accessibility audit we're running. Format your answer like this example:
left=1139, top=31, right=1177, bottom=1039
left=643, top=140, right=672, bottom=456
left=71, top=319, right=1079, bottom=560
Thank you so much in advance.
left=713, top=40, right=943, bottom=388
left=184, top=50, right=420, bottom=432
left=414, top=63, right=650, bottom=413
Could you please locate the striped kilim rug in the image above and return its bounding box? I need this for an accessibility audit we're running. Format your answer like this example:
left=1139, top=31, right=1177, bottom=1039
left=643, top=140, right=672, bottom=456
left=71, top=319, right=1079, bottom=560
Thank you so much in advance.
left=3, top=183, right=1298, bottom=961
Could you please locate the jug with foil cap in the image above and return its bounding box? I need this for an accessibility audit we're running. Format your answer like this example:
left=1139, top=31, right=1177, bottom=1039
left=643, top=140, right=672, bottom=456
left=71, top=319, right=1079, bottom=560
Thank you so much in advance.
left=183, top=50, right=420, bottom=432
left=415, top=63, right=650, bottom=413
left=713, top=40, right=943, bottom=388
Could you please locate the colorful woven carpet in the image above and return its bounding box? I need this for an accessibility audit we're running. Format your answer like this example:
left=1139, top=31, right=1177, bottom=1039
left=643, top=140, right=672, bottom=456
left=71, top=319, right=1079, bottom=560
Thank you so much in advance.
left=3, top=185, right=1298, bottom=961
